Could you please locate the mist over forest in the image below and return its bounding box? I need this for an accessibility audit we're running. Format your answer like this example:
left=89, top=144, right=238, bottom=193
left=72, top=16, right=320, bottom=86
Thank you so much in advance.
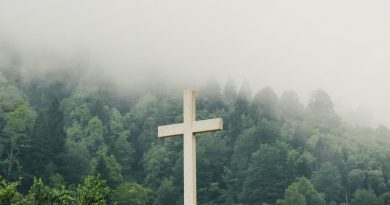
left=0, top=43, right=380, bottom=129
left=1, top=45, right=390, bottom=205
left=1, top=0, right=390, bottom=204
left=1, top=0, right=390, bottom=127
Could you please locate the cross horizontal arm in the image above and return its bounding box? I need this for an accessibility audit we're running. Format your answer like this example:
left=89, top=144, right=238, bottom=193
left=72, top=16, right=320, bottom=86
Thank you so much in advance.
left=158, top=123, right=184, bottom=137
left=192, top=118, right=223, bottom=134
left=158, top=118, right=223, bottom=137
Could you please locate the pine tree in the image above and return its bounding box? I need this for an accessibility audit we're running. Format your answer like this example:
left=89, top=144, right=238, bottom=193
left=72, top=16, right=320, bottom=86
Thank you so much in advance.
left=47, top=99, right=66, bottom=173
left=27, top=99, right=66, bottom=178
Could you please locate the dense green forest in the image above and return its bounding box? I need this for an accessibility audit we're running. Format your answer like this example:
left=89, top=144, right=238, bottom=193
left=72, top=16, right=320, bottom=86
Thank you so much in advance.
left=1, top=49, right=390, bottom=205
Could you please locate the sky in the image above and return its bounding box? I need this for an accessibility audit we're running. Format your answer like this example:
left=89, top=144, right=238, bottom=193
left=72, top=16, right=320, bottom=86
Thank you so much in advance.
left=0, top=0, right=389, bottom=126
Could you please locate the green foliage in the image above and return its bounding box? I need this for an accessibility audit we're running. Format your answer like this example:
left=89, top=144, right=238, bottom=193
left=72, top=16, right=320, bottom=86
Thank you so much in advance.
left=250, top=87, right=279, bottom=121
left=279, top=90, right=304, bottom=120
left=276, top=177, right=325, bottom=205
left=63, top=141, right=90, bottom=184
left=85, top=117, right=105, bottom=154
left=311, top=162, right=343, bottom=202
left=153, top=178, right=176, bottom=205
left=197, top=133, right=229, bottom=204
left=95, top=155, right=124, bottom=188
left=111, top=182, right=149, bottom=205
left=143, top=145, right=175, bottom=189
left=0, top=86, right=26, bottom=113
left=307, top=89, right=341, bottom=131
left=347, top=169, right=366, bottom=193
left=26, top=100, right=66, bottom=179
left=30, top=177, right=75, bottom=205
left=137, top=117, right=158, bottom=155
left=2, top=102, right=35, bottom=179
left=351, top=189, right=383, bottom=205
left=367, top=169, right=387, bottom=195
left=308, top=89, right=334, bottom=113
left=240, top=142, right=290, bottom=204
left=113, top=131, right=134, bottom=180
left=66, top=122, right=83, bottom=142
left=223, top=78, right=237, bottom=104
left=77, top=175, right=110, bottom=205
left=2, top=65, right=390, bottom=205
left=0, top=176, right=20, bottom=204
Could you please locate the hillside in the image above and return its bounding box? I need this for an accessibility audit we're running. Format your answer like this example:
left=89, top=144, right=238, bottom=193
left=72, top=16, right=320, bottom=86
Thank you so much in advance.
left=1, top=54, right=390, bottom=205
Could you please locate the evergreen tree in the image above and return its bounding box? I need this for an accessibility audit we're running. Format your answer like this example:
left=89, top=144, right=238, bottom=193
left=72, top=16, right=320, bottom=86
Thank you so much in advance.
left=47, top=99, right=66, bottom=173
left=114, top=131, right=134, bottom=180
left=27, top=111, right=51, bottom=177
left=27, top=99, right=66, bottom=179
left=223, top=78, right=237, bottom=105
left=279, top=90, right=304, bottom=120
left=250, top=87, right=279, bottom=121
left=84, top=116, right=105, bottom=155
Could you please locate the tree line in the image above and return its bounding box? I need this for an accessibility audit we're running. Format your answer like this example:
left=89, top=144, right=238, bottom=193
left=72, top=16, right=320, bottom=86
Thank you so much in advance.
left=1, top=50, right=390, bottom=205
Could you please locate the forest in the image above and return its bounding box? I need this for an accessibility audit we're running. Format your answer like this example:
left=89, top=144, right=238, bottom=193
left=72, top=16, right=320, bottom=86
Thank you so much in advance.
left=1, top=48, right=390, bottom=205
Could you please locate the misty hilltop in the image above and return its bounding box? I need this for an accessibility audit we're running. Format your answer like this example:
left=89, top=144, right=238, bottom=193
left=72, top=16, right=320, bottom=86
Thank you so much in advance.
left=1, top=1, right=390, bottom=204
left=1, top=0, right=390, bottom=127
left=1, top=46, right=390, bottom=204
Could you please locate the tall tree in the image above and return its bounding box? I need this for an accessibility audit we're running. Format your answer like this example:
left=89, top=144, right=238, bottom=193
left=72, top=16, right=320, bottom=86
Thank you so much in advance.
left=307, top=89, right=341, bottom=131
left=2, top=103, right=35, bottom=180
left=223, top=78, right=237, bottom=105
left=279, top=90, right=304, bottom=120
left=199, top=77, right=224, bottom=112
left=47, top=99, right=66, bottom=172
left=27, top=100, right=66, bottom=178
left=250, top=87, right=279, bottom=121
left=84, top=116, right=105, bottom=155
left=114, top=131, right=135, bottom=180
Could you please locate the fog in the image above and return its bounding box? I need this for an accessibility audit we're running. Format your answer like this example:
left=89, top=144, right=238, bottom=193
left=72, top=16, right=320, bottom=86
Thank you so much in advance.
left=0, top=0, right=389, bottom=126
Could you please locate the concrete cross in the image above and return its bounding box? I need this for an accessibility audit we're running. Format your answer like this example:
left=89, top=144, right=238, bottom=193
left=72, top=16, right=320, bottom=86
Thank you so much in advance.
left=158, top=89, right=223, bottom=205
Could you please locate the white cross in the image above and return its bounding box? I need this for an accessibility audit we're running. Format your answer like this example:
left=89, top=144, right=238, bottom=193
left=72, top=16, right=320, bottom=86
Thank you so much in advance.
left=158, top=89, right=223, bottom=205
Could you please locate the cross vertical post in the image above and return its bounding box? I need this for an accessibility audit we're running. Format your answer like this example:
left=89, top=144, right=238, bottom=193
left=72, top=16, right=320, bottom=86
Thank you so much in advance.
left=183, top=90, right=196, bottom=205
